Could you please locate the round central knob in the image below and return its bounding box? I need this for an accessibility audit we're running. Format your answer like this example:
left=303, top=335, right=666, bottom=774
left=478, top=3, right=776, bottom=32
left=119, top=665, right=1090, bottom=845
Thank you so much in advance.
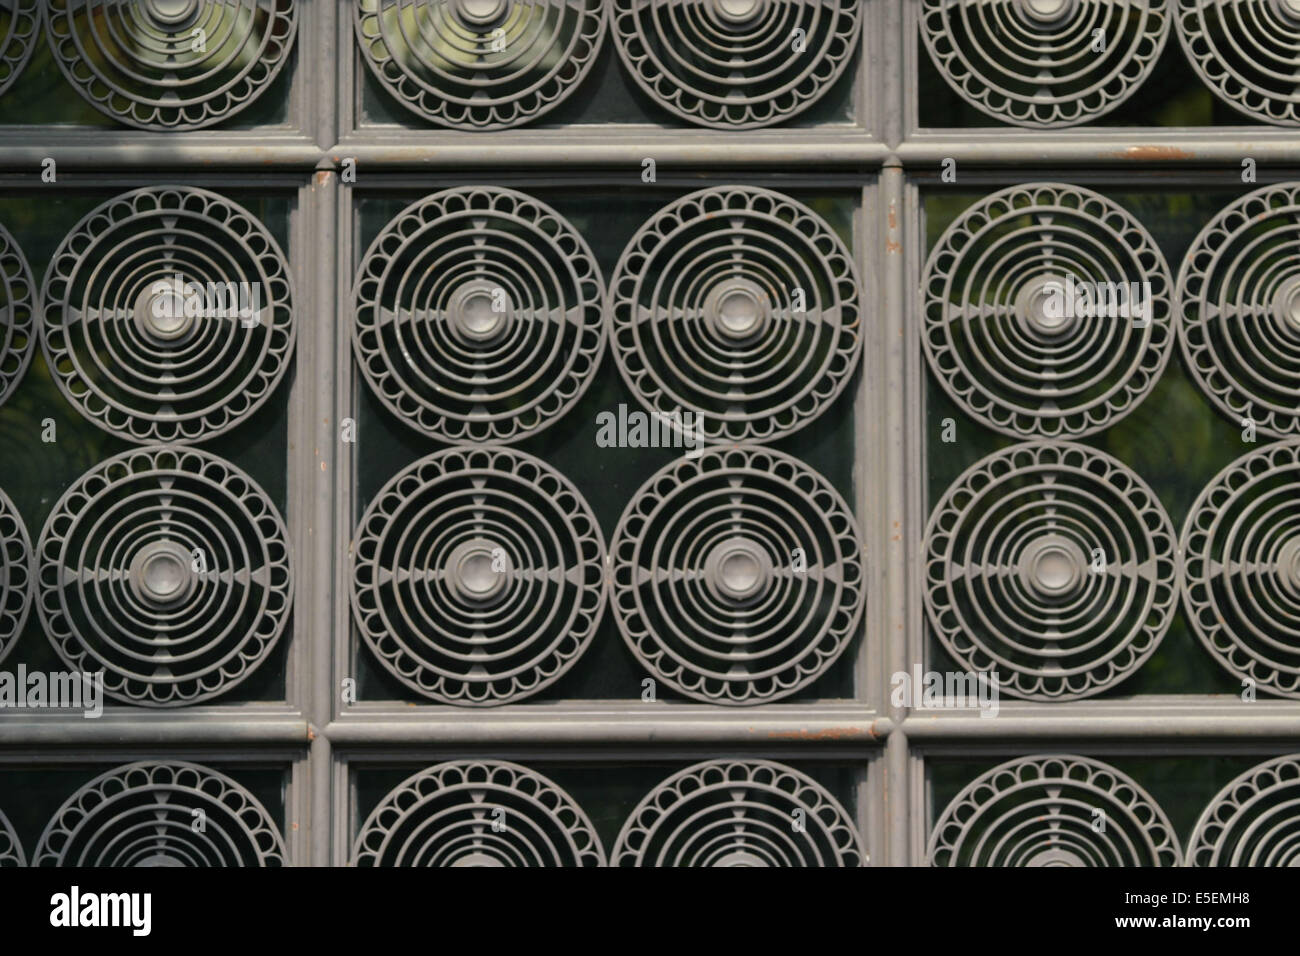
left=713, top=0, right=765, bottom=24
left=1016, top=0, right=1075, bottom=26
left=721, top=550, right=761, bottom=592
left=1277, top=538, right=1300, bottom=599
left=1018, top=534, right=1087, bottom=600
left=451, top=852, right=506, bottom=867
left=447, top=280, right=510, bottom=346
left=1272, top=0, right=1300, bottom=23
left=145, top=0, right=200, bottom=27
left=134, top=284, right=195, bottom=345
left=1015, top=275, right=1076, bottom=340
left=1271, top=277, right=1300, bottom=334
left=446, top=539, right=507, bottom=603
left=705, top=278, right=770, bottom=343
left=137, top=853, right=186, bottom=867
left=1027, top=847, right=1085, bottom=866
left=704, top=537, right=773, bottom=604
left=715, top=850, right=769, bottom=866
left=129, top=541, right=196, bottom=607
left=451, top=0, right=508, bottom=27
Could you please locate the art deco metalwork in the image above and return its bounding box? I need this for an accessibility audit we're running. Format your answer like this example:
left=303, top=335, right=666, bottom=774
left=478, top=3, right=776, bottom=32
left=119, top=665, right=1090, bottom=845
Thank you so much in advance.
left=922, top=183, right=1174, bottom=439
left=353, top=186, right=605, bottom=444
left=45, top=0, right=298, bottom=130
left=0, top=0, right=37, bottom=100
left=1181, top=440, right=1300, bottom=698
left=611, top=445, right=864, bottom=704
left=1188, top=754, right=1300, bottom=866
left=353, top=760, right=606, bottom=866
left=928, top=755, right=1183, bottom=866
left=0, top=222, right=34, bottom=410
left=920, top=0, right=1169, bottom=127
left=1175, top=0, right=1300, bottom=126
left=925, top=441, right=1178, bottom=700
left=612, top=0, right=862, bottom=128
left=32, top=761, right=286, bottom=866
left=2, top=0, right=1297, bottom=871
left=610, top=185, right=862, bottom=444
left=0, top=808, right=22, bottom=866
left=612, top=759, right=866, bottom=866
left=355, top=0, right=606, bottom=129
left=40, top=187, right=296, bottom=444
left=0, top=486, right=31, bottom=667
left=36, top=446, right=294, bottom=706
left=350, top=446, right=606, bottom=705
left=1177, top=183, right=1300, bottom=438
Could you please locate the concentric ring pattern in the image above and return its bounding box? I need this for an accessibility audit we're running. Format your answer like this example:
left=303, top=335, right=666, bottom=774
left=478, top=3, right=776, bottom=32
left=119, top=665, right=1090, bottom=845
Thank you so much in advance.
left=0, top=486, right=33, bottom=667
left=40, top=186, right=296, bottom=444
left=1188, top=754, right=1300, bottom=866
left=350, top=447, right=606, bottom=705
left=36, top=446, right=294, bottom=707
left=355, top=0, right=606, bottom=130
left=611, top=0, right=861, bottom=128
left=354, top=187, right=605, bottom=444
left=1177, top=184, right=1300, bottom=438
left=45, top=0, right=298, bottom=130
left=610, top=186, right=861, bottom=444
left=0, top=0, right=39, bottom=100
left=611, top=446, right=863, bottom=705
left=1175, top=0, right=1300, bottom=126
left=33, top=761, right=286, bottom=866
left=925, top=442, right=1177, bottom=700
left=1181, top=441, right=1300, bottom=698
left=920, top=0, right=1170, bottom=127
left=0, top=221, right=37, bottom=410
left=353, top=760, right=605, bottom=866
left=922, top=183, right=1174, bottom=438
left=928, top=755, right=1182, bottom=866
left=611, top=759, right=866, bottom=867
left=0, top=808, right=22, bottom=867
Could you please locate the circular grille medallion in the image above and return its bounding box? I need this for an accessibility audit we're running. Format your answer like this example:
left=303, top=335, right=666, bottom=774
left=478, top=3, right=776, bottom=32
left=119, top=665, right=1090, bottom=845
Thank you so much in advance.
left=611, top=0, right=861, bottom=128
left=1176, top=0, right=1300, bottom=126
left=0, top=1, right=38, bottom=103
left=610, top=186, right=862, bottom=445
left=0, top=221, right=36, bottom=410
left=355, top=0, right=606, bottom=129
left=610, top=445, right=863, bottom=704
left=920, top=0, right=1170, bottom=127
left=928, top=755, right=1182, bottom=866
left=611, top=759, right=865, bottom=867
left=0, top=808, right=21, bottom=866
left=33, top=761, right=285, bottom=866
left=0, top=486, right=32, bottom=667
left=41, top=187, right=296, bottom=444
left=353, top=187, right=605, bottom=444
left=1181, top=440, right=1300, bottom=697
left=45, top=0, right=298, bottom=130
left=350, top=447, right=606, bottom=705
left=36, top=446, right=294, bottom=707
left=353, top=760, right=604, bottom=866
left=922, top=183, right=1174, bottom=438
left=924, top=441, right=1177, bottom=700
left=1188, top=754, right=1300, bottom=866
left=1177, top=184, right=1300, bottom=438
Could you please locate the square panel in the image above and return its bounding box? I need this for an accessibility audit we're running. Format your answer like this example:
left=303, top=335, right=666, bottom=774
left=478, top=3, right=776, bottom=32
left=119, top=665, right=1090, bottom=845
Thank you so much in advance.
left=333, top=176, right=879, bottom=713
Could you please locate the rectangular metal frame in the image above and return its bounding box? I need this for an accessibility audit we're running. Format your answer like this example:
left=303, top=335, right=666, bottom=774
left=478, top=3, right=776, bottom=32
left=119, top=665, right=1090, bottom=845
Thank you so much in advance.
left=0, top=0, right=1295, bottom=867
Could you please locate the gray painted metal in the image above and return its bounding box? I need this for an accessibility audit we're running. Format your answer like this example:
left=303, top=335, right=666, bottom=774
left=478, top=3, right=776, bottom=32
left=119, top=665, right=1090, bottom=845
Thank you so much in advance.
left=0, top=0, right=1294, bottom=868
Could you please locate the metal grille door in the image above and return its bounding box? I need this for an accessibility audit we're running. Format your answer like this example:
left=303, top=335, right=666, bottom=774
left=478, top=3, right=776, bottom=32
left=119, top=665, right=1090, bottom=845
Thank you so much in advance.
left=0, top=0, right=1296, bottom=869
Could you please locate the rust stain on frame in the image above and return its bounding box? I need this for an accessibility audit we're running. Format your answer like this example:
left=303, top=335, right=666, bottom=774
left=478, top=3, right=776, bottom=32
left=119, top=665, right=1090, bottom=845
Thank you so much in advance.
left=1105, top=146, right=1195, bottom=161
